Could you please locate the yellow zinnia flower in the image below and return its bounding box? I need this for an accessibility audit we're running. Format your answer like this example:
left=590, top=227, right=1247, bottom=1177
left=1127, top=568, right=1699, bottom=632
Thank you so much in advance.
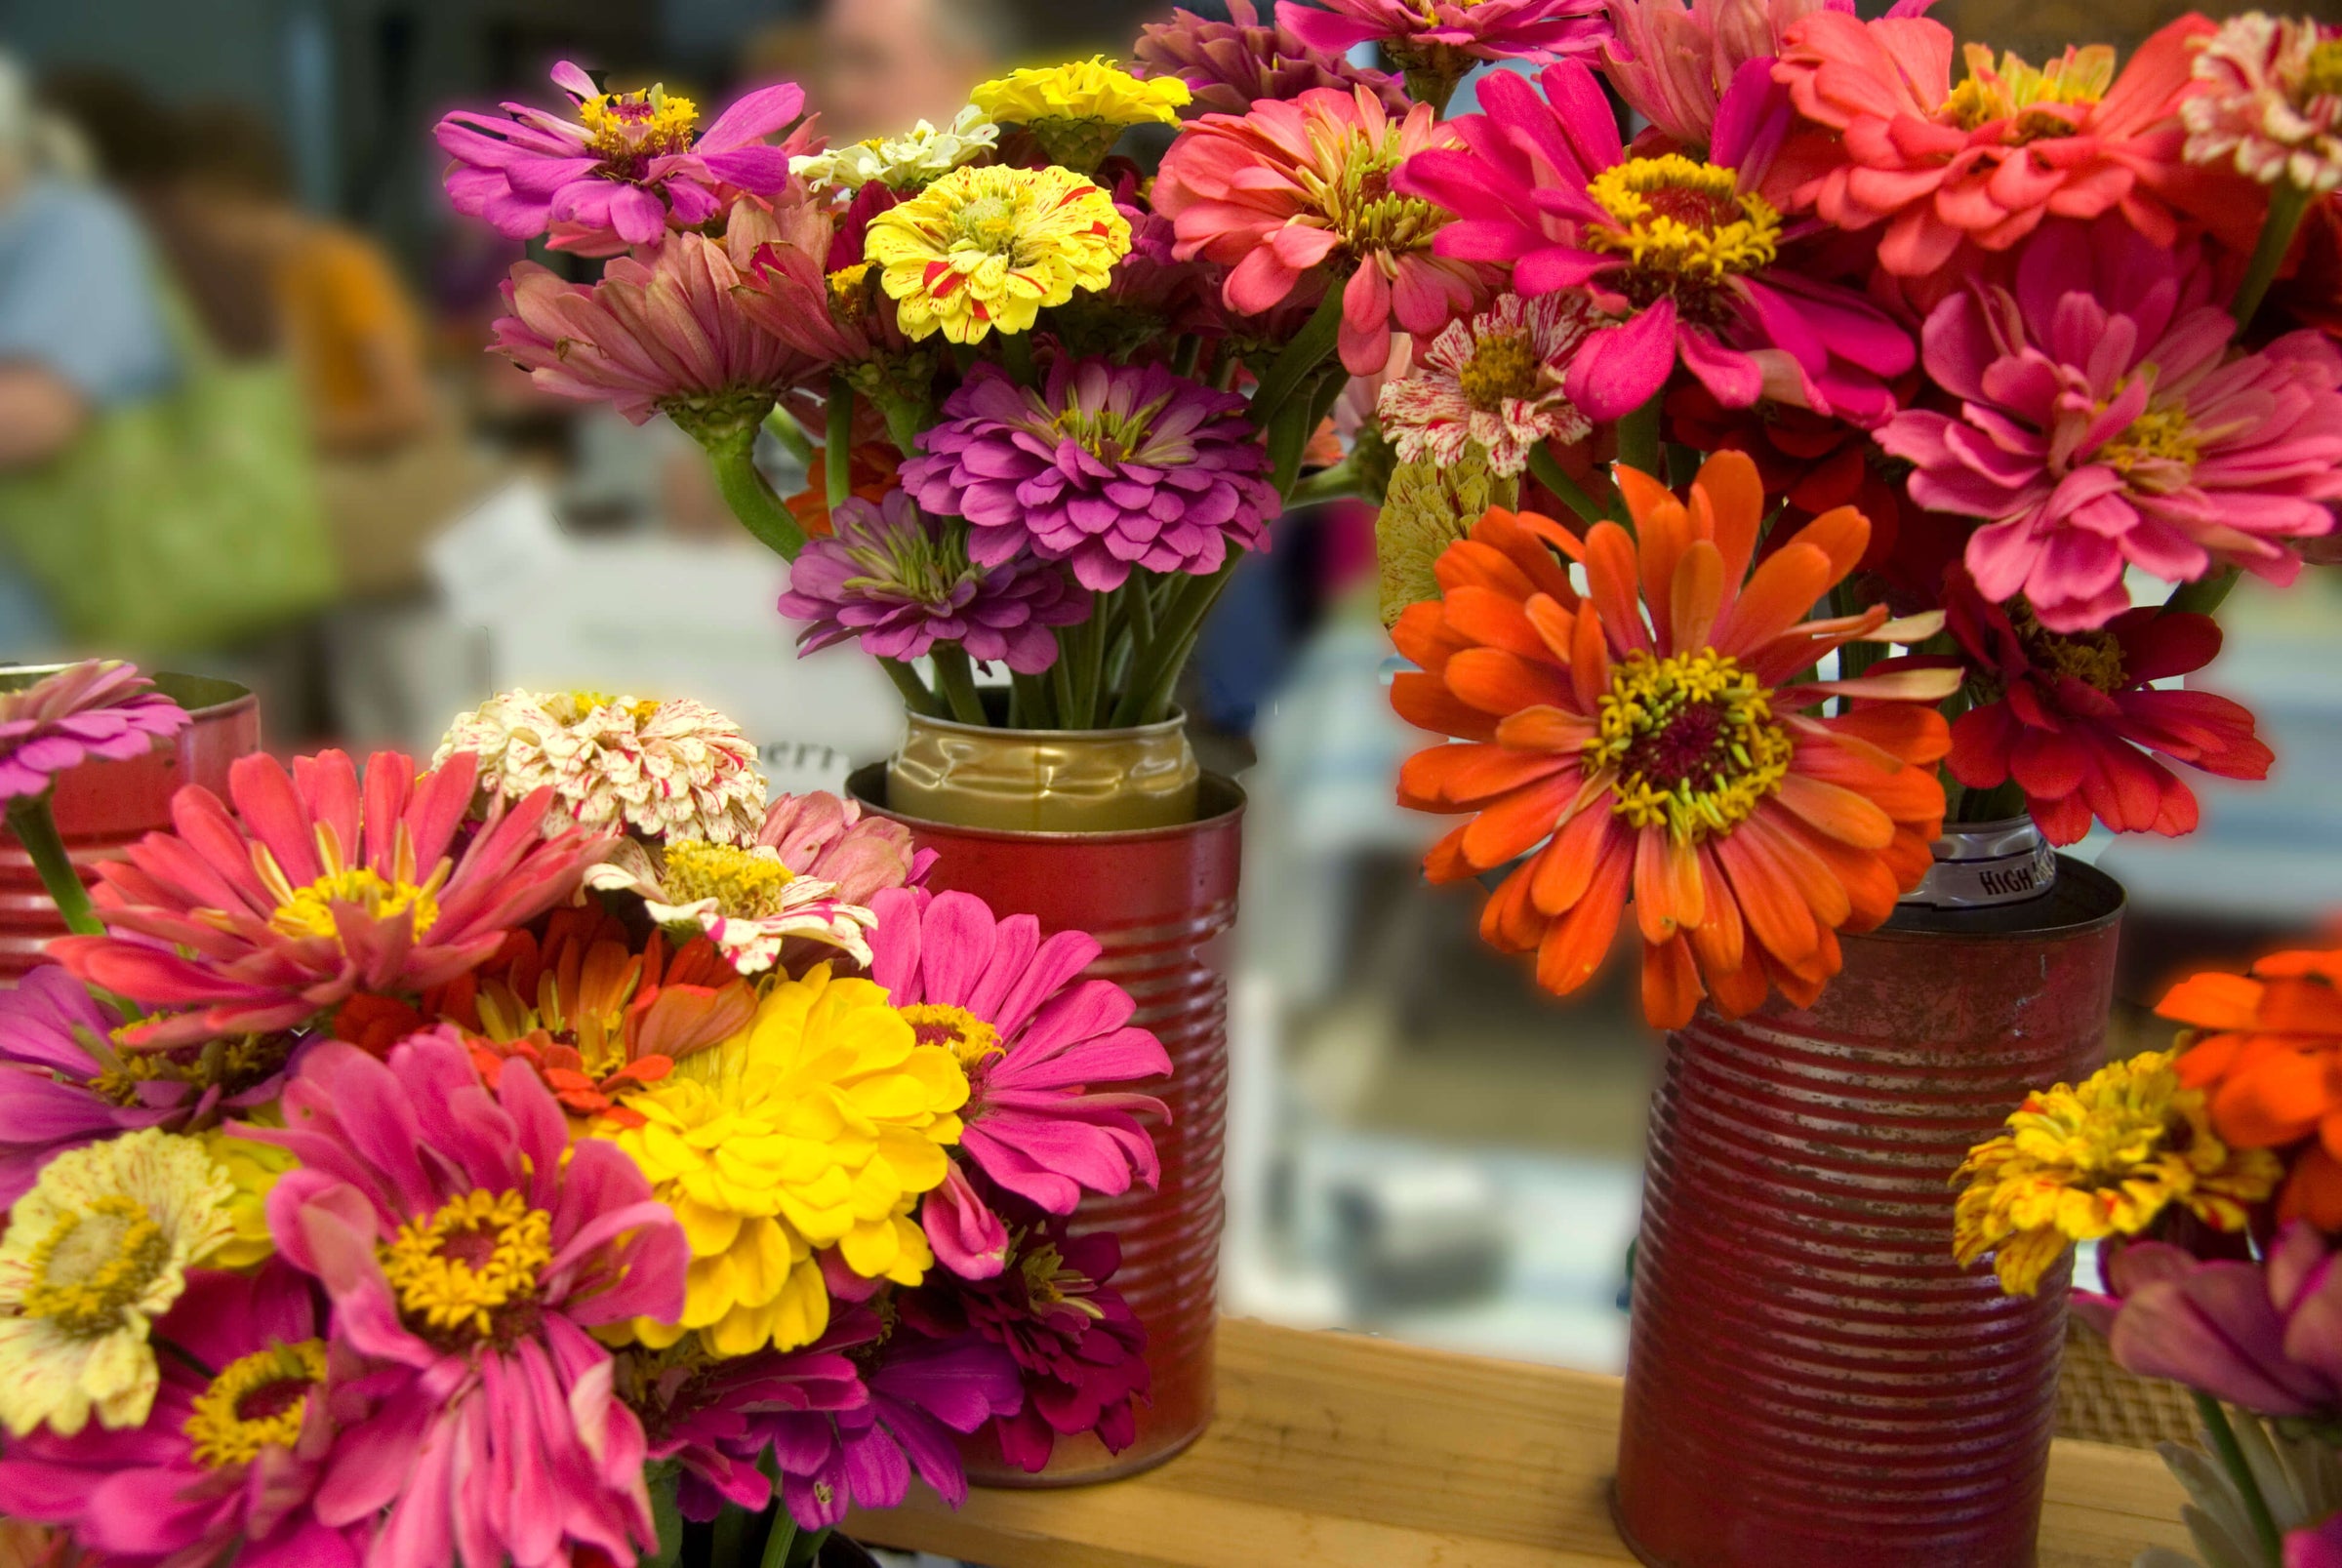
left=864, top=164, right=1131, bottom=344
left=1954, top=1050, right=2281, bottom=1296
left=202, top=1124, right=296, bottom=1270
left=972, top=59, right=1190, bottom=169
left=604, top=963, right=967, bottom=1356
left=0, top=1129, right=235, bottom=1435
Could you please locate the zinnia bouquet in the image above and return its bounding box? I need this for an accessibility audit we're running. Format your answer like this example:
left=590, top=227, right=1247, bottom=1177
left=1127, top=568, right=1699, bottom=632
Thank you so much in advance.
left=1954, top=943, right=2342, bottom=1568
left=0, top=663, right=1171, bottom=1566
left=1338, top=2, right=2342, bottom=1028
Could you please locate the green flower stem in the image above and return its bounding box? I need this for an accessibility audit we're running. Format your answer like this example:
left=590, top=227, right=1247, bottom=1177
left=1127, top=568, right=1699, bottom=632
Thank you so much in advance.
left=646, top=1469, right=684, bottom=1568
left=1251, top=284, right=1346, bottom=427
left=825, top=377, right=855, bottom=512
left=999, top=329, right=1038, bottom=387
left=1051, top=637, right=1079, bottom=729
left=704, top=423, right=807, bottom=561
left=2164, top=566, right=2241, bottom=618
left=931, top=646, right=989, bottom=726
left=762, top=405, right=815, bottom=465
left=6, top=793, right=101, bottom=937
left=1113, top=556, right=1237, bottom=727
left=1009, top=669, right=1052, bottom=728
left=1286, top=455, right=1362, bottom=508
left=2234, top=180, right=2314, bottom=335
left=2195, top=1393, right=2285, bottom=1567
left=878, top=658, right=942, bottom=718
left=1127, top=571, right=1159, bottom=650
left=1614, top=392, right=1664, bottom=499
left=1172, top=333, right=1202, bottom=379
left=1525, top=444, right=1611, bottom=528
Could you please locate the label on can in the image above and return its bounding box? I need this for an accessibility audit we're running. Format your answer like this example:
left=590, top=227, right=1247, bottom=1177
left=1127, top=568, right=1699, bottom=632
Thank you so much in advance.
left=1898, top=818, right=2059, bottom=908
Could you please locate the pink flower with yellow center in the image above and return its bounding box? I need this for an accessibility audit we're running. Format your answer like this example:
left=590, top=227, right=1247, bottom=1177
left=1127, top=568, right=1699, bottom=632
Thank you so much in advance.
left=1154, top=84, right=1484, bottom=375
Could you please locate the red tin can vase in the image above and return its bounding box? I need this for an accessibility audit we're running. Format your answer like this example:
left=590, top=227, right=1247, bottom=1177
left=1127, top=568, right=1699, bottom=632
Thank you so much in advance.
left=849, top=761, right=1242, bottom=1485
left=0, top=670, right=259, bottom=982
left=1612, top=856, right=2123, bottom=1568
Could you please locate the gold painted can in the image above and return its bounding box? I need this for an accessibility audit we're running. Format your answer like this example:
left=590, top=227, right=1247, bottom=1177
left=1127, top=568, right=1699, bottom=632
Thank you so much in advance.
left=884, top=707, right=1200, bottom=831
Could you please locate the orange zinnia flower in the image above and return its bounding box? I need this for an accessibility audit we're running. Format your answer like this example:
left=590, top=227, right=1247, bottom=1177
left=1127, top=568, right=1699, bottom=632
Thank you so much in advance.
left=1392, top=451, right=1959, bottom=1026
left=2164, top=946, right=2342, bottom=1227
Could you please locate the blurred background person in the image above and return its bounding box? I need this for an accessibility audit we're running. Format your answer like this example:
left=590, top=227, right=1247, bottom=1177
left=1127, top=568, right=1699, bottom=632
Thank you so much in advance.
left=814, top=0, right=1018, bottom=141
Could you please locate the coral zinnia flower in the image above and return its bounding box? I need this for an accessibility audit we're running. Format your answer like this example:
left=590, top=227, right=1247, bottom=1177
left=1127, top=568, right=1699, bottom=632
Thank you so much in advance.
left=1135, top=0, right=1409, bottom=119
left=2183, top=13, right=2342, bottom=194
left=0, top=661, right=189, bottom=802
left=0, top=1130, right=234, bottom=1438
left=437, top=61, right=808, bottom=247
left=603, top=964, right=968, bottom=1355
left=52, top=749, right=604, bottom=1048
left=1878, top=220, right=2342, bottom=632
left=1774, top=14, right=2241, bottom=290
left=0, top=1263, right=363, bottom=1568
left=1952, top=1050, right=2279, bottom=1296
left=1155, top=85, right=1482, bottom=375
left=1935, top=568, right=2271, bottom=846
left=1392, top=452, right=1958, bottom=1026
left=864, top=164, right=1131, bottom=344
left=2163, top=945, right=2342, bottom=1228
left=1395, top=60, right=1914, bottom=423
left=260, top=1032, right=686, bottom=1568
left=866, top=887, right=1169, bottom=1280
left=1377, top=290, right=1599, bottom=476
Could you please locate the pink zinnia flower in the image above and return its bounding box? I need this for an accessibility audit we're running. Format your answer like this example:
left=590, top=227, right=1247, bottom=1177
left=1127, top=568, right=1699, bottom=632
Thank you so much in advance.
left=1276, top=0, right=1607, bottom=81
left=51, top=749, right=605, bottom=1048
left=1774, top=14, right=2247, bottom=291
left=1376, top=290, right=1599, bottom=475
left=1155, top=85, right=1483, bottom=375
left=0, top=661, right=188, bottom=802
left=1395, top=60, right=1914, bottom=423
left=866, top=887, right=1169, bottom=1282
left=759, top=790, right=929, bottom=905
left=0, top=1264, right=362, bottom=1568
left=259, top=1030, right=687, bottom=1567
left=1877, top=220, right=2342, bottom=631
left=1600, top=0, right=1853, bottom=148
left=1134, top=0, right=1409, bottom=119
left=436, top=61, right=809, bottom=248
left=494, top=200, right=829, bottom=430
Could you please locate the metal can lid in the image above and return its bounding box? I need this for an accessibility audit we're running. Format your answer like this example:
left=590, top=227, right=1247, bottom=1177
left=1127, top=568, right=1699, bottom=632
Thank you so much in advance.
left=1898, top=816, right=2059, bottom=909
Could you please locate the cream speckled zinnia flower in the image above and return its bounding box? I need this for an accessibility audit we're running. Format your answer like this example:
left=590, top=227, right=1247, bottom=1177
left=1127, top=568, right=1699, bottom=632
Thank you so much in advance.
left=437, top=689, right=768, bottom=846
left=583, top=836, right=876, bottom=976
left=0, top=1129, right=235, bottom=1436
left=790, top=105, right=999, bottom=192
left=2183, top=13, right=2342, bottom=192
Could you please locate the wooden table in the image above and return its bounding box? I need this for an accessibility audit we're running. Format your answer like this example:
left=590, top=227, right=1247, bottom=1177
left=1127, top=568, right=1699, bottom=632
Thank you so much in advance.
left=852, top=1317, right=2194, bottom=1568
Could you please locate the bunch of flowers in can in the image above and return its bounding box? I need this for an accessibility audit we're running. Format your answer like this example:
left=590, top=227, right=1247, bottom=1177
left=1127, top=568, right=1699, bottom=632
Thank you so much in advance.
left=0, top=663, right=1168, bottom=1566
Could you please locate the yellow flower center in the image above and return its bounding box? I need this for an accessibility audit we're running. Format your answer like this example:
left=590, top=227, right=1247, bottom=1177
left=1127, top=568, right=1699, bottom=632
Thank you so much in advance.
left=561, top=690, right=662, bottom=725
left=1584, top=157, right=1780, bottom=312
left=182, top=1340, right=327, bottom=1467
left=2307, top=41, right=2342, bottom=100
left=827, top=263, right=875, bottom=324
left=2098, top=403, right=2201, bottom=480
left=897, top=1003, right=1004, bottom=1073
left=1942, top=44, right=2112, bottom=140
left=660, top=839, right=796, bottom=917
left=1018, top=1240, right=1105, bottom=1320
left=269, top=866, right=441, bottom=943
left=2012, top=602, right=2127, bottom=693
left=954, top=194, right=1024, bottom=251
left=1587, top=650, right=1794, bottom=843
left=1300, top=136, right=1446, bottom=257
left=1457, top=331, right=1542, bottom=411
left=580, top=87, right=700, bottom=165
left=92, top=1034, right=291, bottom=1107
left=378, top=1188, right=553, bottom=1344
left=20, top=1194, right=170, bottom=1337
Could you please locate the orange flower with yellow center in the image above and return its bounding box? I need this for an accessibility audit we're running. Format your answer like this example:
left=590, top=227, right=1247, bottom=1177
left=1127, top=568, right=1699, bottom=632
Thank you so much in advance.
left=1392, top=452, right=1959, bottom=1026
left=2163, top=945, right=2342, bottom=1227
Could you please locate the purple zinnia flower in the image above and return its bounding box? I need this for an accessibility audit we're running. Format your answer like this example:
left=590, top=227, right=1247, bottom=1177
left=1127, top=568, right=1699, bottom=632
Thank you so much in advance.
left=0, top=660, right=189, bottom=801
left=436, top=61, right=809, bottom=249
left=1133, top=0, right=1410, bottom=119
left=619, top=1341, right=867, bottom=1523
left=905, top=359, right=1279, bottom=593
left=778, top=490, right=1086, bottom=673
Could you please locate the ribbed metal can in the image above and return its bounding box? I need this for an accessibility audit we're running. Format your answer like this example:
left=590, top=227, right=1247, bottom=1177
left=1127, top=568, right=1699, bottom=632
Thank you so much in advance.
left=0, top=671, right=258, bottom=983
left=1612, top=858, right=2123, bottom=1568
left=849, top=764, right=1243, bottom=1484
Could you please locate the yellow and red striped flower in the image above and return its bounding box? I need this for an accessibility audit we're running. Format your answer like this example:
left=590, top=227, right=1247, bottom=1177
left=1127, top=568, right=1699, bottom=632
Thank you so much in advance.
left=1392, top=452, right=1959, bottom=1026
left=863, top=164, right=1130, bottom=344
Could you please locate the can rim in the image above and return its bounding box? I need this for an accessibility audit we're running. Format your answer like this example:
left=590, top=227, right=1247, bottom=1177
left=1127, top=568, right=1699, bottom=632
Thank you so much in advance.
left=847, top=762, right=1246, bottom=844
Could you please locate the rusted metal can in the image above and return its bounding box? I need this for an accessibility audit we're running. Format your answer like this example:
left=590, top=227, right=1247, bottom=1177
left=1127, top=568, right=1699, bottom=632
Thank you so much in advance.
left=850, top=763, right=1243, bottom=1484
left=1612, top=858, right=2123, bottom=1568
left=0, top=670, right=258, bottom=982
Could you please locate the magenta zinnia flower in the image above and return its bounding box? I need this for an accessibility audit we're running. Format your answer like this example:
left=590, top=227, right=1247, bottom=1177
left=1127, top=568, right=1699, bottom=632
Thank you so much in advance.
left=0, top=969, right=294, bottom=1207
left=494, top=203, right=830, bottom=429
left=259, top=1030, right=687, bottom=1567
left=436, top=61, right=809, bottom=248
left=1134, top=0, right=1408, bottom=118
left=618, top=1341, right=865, bottom=1523
left=904, top=359, right=1279, bottom=592
left=777, top=489, right=1087, bottom=673
left=1395, top=60, right=1915, bottom=423
left=1275, top=0, right=1608, bottom=76
left=1878, top=220, right=2342, bottom=632
left=1154, top=86, right=1483, bottom=375
left=0, top=661, right=188, bottom=802
left=867, top=887, right=1168, bottom=1280
left=51, top=749, right=604, bottom=1048
left=0, top=1263, right=362, bottom=1568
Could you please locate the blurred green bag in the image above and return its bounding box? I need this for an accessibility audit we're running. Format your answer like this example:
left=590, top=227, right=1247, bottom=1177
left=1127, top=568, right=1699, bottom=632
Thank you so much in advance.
left=0, top=284, right=339, bottom=653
